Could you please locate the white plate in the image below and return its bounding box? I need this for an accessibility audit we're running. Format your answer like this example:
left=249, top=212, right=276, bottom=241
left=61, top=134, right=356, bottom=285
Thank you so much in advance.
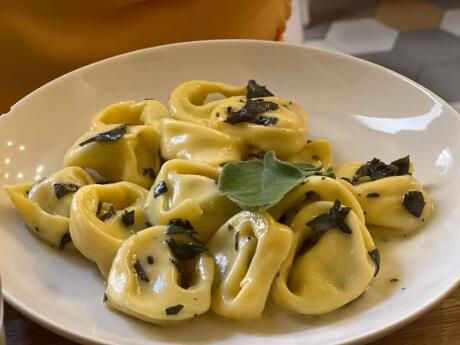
left=1, top=40, right=459, bottom=345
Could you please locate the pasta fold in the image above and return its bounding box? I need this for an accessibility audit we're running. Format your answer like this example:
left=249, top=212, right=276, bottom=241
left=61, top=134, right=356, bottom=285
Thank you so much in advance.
left=207, top=211, right=293, bottom=319
left=4, top=167, right=94, bottom=248
left=271, top=201, right=377, bottom=314
left=337, top=161, right=433, bottom=234
left=145, top=159, right=240, bottom=242
left=160, top=118, right=245, bottom=166
left=91, top=100, right=169, bottom=132
left=106, top=226, right=214, bottom=324
left=64, top=124, right=161, bottom=189
left=69, top=182, right=149, bottom=278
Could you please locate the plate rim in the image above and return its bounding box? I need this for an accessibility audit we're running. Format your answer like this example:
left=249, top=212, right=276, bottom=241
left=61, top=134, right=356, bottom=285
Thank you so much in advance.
left=2, top=39, right=460, bottom=345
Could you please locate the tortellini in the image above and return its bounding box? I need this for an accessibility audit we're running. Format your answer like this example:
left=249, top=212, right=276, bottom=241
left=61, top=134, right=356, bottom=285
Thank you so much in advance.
left=4, top=79, right=436, bottom=325
left=209, top=96, right=308, bottom=156
left=69, top=182, right=149, bottom=278
left=169, top=80, right=246, bottom=125
left=337, top=160, right=434, bottom=234
left=4, top=167, right=94, bottom=248
left=160, top=118, right=245, bottom=166
left=145, top=159, right=240, bottom=242
left=269, top=175, right=364, bottom=224
left=271, top=201, right=378, bottom=315
left=64, top=124, right=161, bottom=189
left=281, top=139, right=332, bottom=168
left=106, top=226, right=214, bottom=324
left=207, top=211, right=293, bottom=319
left=91, top=100, right=169, bottom=132
left=169, top=80, right=308, bottom=156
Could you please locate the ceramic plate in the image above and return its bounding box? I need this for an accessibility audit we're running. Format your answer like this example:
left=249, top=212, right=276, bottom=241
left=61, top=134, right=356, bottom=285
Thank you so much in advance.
left=0, top=40, right=459, bottom=345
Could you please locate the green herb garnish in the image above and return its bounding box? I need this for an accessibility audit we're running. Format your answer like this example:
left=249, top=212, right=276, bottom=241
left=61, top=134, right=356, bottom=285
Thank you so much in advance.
left=35, top=227, right=40, bottom=232
left=121, top=210, right=135, bottom=227
left=53, top=183, right=79, bottom=199
left=79, top=124, right=128, bottom=146
left=103, top=293, right=108, bottom=303
left=368, top=249, right=380, bottom=276
left=218, top=152, right=336, bottom=211
left=153, top=180, right=168, bottom=198
left=133, top=259, right=149, bottom=282
left=225, top=99, right=279, bottom=124
left=247, top=80, right=274, bottom=99
left=235, top=231, right=240, bottom=251
left=218, top=151, right=304, bottom=211
left=167, top=237, right=208, bottom=261
left=165, top=304, right=184, bottom=315
left=147, top=256, right=154, bottom=265
left=306, top=200, right=352, bottom=234
left=403, top=191, right=425, bottom=217
left=366, top=193, right=380, bottom=198
left=59, top=232, right=72, bottom=250
left=390, top=278, right=399, bottom=283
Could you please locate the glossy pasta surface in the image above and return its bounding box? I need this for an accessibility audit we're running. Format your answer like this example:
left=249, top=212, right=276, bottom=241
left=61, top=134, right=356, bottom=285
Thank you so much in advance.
left=4, top=79, right=434, bottom=326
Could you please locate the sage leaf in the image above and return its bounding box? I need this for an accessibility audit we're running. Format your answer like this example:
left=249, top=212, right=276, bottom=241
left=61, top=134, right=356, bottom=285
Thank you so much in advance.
left=218, top=151, right=305, bottom=211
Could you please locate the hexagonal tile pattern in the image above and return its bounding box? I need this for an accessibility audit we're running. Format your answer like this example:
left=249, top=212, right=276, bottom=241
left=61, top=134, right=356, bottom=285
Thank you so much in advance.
left=356, top=52, right=422, bottom=79
left=418, top=60, right=460, bottom=102
left=375, top=0, right=443, bottom=31
left=309, top=0, right=379, bottom=26
left=325, top=18, right=398, bottom=54
left=393, top=28, right=460, bottom=64
left=441, top=9, right=460, bottom=37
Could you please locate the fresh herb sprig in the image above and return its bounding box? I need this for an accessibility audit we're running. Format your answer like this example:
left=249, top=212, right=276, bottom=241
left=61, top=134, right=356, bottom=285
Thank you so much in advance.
left=218, top=151, right=336, bottom=211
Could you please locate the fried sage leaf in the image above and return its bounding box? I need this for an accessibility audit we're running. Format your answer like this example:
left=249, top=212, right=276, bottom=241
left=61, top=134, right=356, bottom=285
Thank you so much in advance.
left=133, top=259, right=150, bottom=282
left=225, top=99, right=279, bottom=124
left=306, top=200, right=352, bottom=234
left=166, top=237, right=208, bottom=261
left=246, top=79, right=274, bottom=99
left=53, top=183, right=79, bottom=199
left=368, top=249, right=381, bottom=277
left=165, top=304, right=184, bottom=315
left=121, top=210, right=135, bottom=227
left=79, top=124, right=128, bottom=146
left=403, top=191, right=425, bottom=217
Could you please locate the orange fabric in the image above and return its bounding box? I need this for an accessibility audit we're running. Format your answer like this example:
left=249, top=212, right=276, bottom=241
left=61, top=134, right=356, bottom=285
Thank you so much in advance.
left=0, top=0, right=291, bottom=113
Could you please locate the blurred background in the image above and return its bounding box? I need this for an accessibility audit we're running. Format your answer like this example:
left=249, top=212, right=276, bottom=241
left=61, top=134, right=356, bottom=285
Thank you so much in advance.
left=288, top=0, right=460, bottom=113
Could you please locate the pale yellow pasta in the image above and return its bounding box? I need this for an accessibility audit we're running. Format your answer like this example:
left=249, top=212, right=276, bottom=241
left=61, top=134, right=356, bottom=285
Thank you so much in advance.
left=145, top=159, right=240, bottom=242
left=280, top=139, right=332, bottom=168
left=269, top=175, right=364, bottom=223
left=160, top=118, right=246, bottom=166
left=4, top=167, right=94, bottom=248
left=337, top=162, right=433, bottom=234
left=69, top=182, right=149, bottom=278
left=271, top=201, right=377, bottom=315
left=91, top=100, right=169, bottom=132
left=169, top=80, right=246, bottom=125
left=106, top=226, right=214, bottom=324
left=207, top=211, right=293, bottom=319
left=209, top=96, right=308, bottom=156
left=64, top=124, right=160, bottom=189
